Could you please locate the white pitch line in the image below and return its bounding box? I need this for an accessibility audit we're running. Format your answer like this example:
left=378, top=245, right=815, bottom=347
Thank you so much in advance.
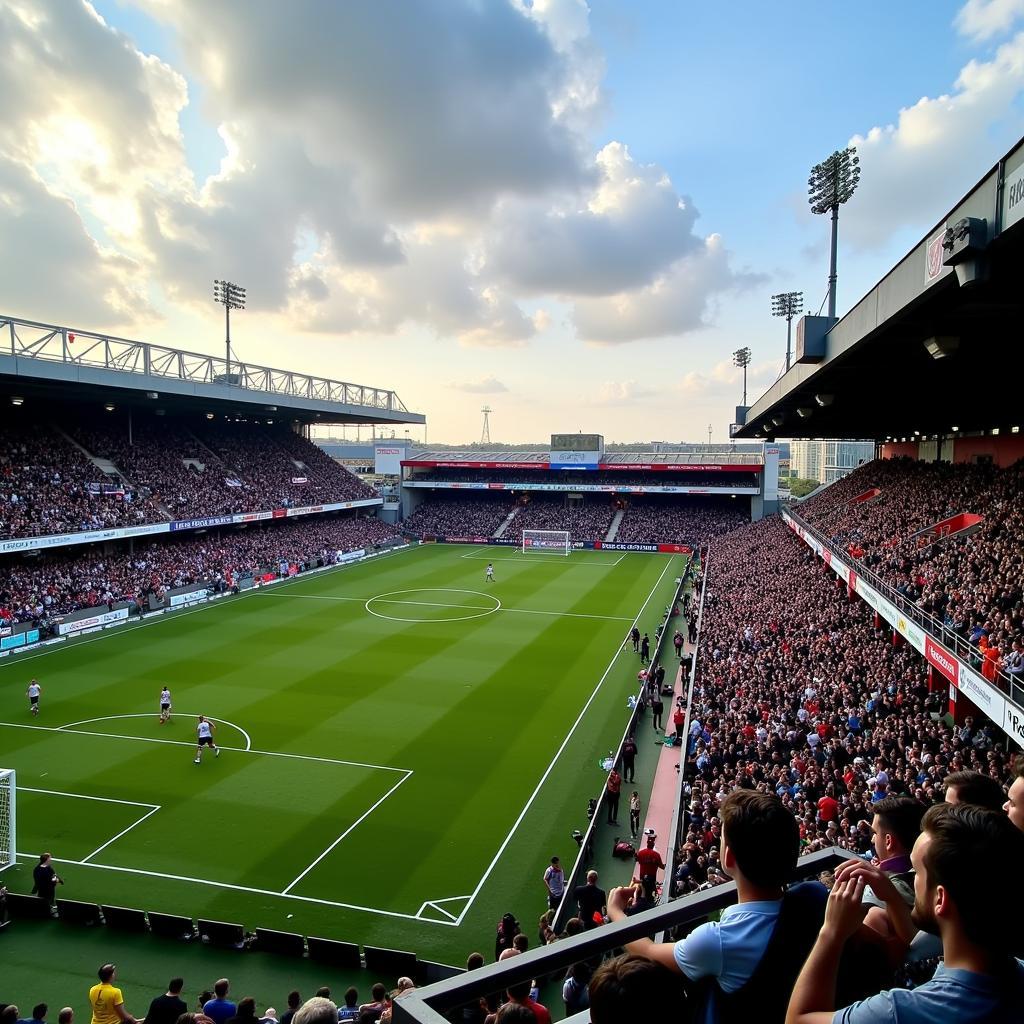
left=453, top=554, right=678, bottom=926
left=0, top=720, right=409, bottom=775
left=81, top=805, right=162, bottom=863
left=259, top=591, right=631, bottom=622
left=282, top=769, right=413, bottom=893
left=21, top=787, right=159, bottom=809
left=57, top=713, right=253, bottom=752
left=12, top=851, right=455, bottom=926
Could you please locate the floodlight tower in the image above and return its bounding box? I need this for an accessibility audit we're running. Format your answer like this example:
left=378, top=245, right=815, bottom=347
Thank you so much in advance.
left=481, top=406, right=492, bottom=444
left=732, top=346, right=752, bottom=405
left=771, top=291, right=804, bottom=371
left=808, top=146, right=860, bottom=319
left=213, top=279, right=246, bottom=378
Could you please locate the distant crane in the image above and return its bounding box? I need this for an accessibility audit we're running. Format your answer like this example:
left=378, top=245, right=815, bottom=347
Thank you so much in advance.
left=481, top=406, right=492, bottom=444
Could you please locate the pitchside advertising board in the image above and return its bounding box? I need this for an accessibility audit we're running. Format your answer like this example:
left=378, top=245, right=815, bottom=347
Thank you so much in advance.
left=429, top=537, right=691, bottom=554
left=782, top=510, right=1024, bottom=746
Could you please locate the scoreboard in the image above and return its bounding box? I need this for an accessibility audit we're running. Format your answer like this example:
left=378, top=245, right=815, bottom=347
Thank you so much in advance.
left=551, top=433, right=603, bottom=452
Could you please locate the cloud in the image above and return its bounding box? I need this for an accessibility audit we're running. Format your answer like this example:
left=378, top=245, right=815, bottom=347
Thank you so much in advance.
left=955, top=0, right=1024, bottom=40
left=843, top=32, right=1024, bottom=248
left=592, top=380, right=657, bottom=404
left=573, top=234, right=766, bottom=344
left=448, top=376, right=510, bottom=394
left=678, top=357, right=777, bottom=398
left=0, top=157, right=153, bottom=324
left=488, top=143, right=702, bottom=296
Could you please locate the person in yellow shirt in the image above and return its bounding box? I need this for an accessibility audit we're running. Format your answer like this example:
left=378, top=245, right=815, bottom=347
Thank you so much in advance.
left=89, top=965, right=136, bottom=1024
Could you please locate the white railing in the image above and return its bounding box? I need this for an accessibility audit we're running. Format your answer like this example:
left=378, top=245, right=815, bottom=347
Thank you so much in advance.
left=0, top=315, right=414, bottom=415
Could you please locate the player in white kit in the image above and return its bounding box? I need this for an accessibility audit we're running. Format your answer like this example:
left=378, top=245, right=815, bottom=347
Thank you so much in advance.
left=27, top=679, right=42, bottom=715
left=485, top=563, right=495, bottom=582
left=159, top=687, right=172, bottom=724
left=193, top=715, right=219, bottom=763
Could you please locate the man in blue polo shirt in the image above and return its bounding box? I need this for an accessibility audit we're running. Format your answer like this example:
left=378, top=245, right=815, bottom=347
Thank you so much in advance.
left=608, top=789, right=827, bottom=1023
left=787, top=803, right=1024, bottom=1024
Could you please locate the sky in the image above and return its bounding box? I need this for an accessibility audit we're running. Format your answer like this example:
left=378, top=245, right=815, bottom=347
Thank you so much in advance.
left=2, top=0, right=1024, bottom=444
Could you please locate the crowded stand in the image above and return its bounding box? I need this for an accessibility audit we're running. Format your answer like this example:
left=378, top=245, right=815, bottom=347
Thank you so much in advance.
left=0, top=515, right=399, bottom=626
left=615, top=497, right=748, bottom=547
left=799, top=457, right=1024, bottom=680
left=0, top=422, right=156, bottom=537
left=512, top=494, right=616, bottom=542
left=1, top=414, right=378, bottom=540
left=401, top=494, right=512, bottom=537
left=676, top=514, right=1017, bottom=895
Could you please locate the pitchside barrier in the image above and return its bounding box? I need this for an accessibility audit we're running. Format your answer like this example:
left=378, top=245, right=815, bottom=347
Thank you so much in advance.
left=552, top=562, right=694, bottom=933
left=0, top=539, right=411, bottom=660
left=392, top=848, right=848, bottom=1024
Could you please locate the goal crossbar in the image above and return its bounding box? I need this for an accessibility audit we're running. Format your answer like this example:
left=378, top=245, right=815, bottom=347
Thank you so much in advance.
left=522, top=529, right=571, bottom=556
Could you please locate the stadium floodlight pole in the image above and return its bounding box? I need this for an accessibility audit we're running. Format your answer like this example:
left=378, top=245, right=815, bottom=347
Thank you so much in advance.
left=807, top=146, right=860, bottom=320
left=213, top=279, right=246, bottom=379
left=732, top=347, right=752, bottom=405
left=770, top=292, right=804, bottom=371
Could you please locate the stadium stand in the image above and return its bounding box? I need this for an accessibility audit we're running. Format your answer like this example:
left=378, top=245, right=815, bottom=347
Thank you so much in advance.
left=511, top=494, right=617, bottom=543
left=614, top=496, right=748, bottom=547
left=0, top=515, right=399, bottom=626
left=1, top=412, right=378, bottom=540
left=799, top=457, right=1024, bottom=678
left=400, top=494, right=512, bottom=538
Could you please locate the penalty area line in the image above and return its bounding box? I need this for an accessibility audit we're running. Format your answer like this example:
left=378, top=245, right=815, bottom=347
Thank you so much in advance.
left=11, top=852, right=456, bottom=926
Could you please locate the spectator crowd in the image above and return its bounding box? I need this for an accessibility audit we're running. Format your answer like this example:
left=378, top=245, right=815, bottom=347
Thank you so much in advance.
left=1, top=414, right=378, bottom=541
left=0, top=516, right=399, bottom=626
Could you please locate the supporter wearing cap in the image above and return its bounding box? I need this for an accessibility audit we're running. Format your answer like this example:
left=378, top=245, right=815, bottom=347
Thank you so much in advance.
left=787, top=804, right=1024, bottom=1024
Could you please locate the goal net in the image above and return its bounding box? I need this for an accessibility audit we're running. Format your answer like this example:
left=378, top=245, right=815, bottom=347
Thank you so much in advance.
left=522, top=530, right=571, bottom=556
left=0, top=769, right=14, bottom=871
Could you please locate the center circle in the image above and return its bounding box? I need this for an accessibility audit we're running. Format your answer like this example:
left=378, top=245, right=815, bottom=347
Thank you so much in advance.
left=364, top=588, right=502, bottom=623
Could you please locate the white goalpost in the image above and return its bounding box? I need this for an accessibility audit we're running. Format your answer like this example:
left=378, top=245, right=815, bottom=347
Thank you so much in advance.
left=0, top=769, right=15, bottom=872
left=522, top=529, right=571, bottom=556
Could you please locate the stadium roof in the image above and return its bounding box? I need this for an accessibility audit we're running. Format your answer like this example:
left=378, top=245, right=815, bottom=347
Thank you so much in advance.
left=738, top=135, right=1024, bottom=441
left=0, top=314, right=425, bottom=428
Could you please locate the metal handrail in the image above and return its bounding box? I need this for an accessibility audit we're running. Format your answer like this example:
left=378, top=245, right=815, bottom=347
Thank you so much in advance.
left=1, top=314, right=415, bottom=415
left=786, top=507, right=1023, bottom=705
left=392, top=848, right=849, bottom=1024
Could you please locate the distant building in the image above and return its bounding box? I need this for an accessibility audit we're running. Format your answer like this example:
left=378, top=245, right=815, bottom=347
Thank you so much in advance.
left=789, top=439, right=875, bottom=484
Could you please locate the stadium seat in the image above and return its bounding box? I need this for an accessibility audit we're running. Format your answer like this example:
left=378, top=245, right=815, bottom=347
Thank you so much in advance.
left=197, top=918, right=246, bottom=948
left=306, top=935, right=361, bottom=970
left=253, top=927, right=305, bottom=956
left=363, top=945, right=418, bottom=981
left=4, top=893, right=54, bottom=920
left=148, top=911, right=196, bottom=941
left=56, top=899, right=103, bottom=926
left=101, top=904, right=148, bottom=932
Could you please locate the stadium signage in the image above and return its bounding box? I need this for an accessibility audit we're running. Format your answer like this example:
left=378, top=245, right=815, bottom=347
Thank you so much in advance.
left=169, top=588, right=209, bottom=609
left=170, top=515, right=235, bottom=531
left=403, top=481, right=758, bottom=495
left=924, top=636, right=958, bottom=683
left=0, top=523, right=169, bottom=553
left=924, top=225, right=947, bottom=283
left=1003, top=162, right=1024, bottom=230
left=957, top=660, right=1003, bottom=719
left=401, top=460, right=762, bottom=472
left=57, top=607, right=129, bottom=635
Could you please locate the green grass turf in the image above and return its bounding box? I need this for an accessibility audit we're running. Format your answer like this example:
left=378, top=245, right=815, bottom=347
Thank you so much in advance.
left=0, top=544, right=683, bottom=966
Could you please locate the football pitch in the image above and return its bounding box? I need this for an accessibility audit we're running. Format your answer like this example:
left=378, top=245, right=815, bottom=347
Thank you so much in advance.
left=0, top=543, right=684, bottom=963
